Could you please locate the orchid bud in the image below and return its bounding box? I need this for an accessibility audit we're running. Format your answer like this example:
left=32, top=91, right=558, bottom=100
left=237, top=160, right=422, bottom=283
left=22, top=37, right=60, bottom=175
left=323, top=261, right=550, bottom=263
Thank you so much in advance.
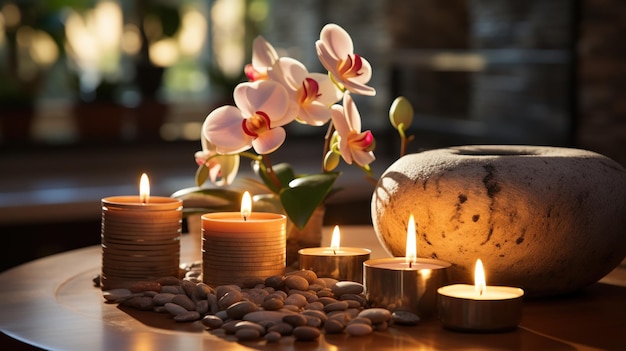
left=389, top=96, right=414, bottom=130
left=323, top=151, right=340, bottom=171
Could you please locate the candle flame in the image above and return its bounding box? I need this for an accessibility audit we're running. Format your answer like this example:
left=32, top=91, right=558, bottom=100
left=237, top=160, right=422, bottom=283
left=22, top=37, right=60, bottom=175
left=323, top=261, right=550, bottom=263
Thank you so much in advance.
left=475, top=258, right=486, bottom=296
left=139, top=173, right=150, bottom=204
left=241, top=191, right=252, bottom=220
left=330, top=225, right=341, bottom=254
left=405, top=214, right=417, bottom=265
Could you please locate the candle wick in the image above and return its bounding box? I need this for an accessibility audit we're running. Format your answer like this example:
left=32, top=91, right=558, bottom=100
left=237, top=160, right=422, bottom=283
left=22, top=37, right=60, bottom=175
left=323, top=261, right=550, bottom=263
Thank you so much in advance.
left=333, top=249, right=336, bottom=255
left=243, top=215, right=247, bottom=222
left=409, top=261, right=412, bottom=268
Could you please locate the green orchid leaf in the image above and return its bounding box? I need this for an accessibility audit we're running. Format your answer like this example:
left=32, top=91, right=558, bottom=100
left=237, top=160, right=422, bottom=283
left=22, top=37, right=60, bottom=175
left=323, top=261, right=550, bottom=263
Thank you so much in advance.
left=279, top=172, right=339, bottom=229
left=171, top=187, right=243, bottom=214
left=195, top=164, right=209, bottom=187
left=252, top=161, right=296, bottom=193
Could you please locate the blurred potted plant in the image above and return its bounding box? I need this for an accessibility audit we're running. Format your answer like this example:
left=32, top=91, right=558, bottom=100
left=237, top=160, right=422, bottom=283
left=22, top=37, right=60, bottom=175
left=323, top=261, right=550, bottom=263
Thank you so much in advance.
left=63, top=0, right=127, bottom=141
left=0, top=1, right=60, bottom=143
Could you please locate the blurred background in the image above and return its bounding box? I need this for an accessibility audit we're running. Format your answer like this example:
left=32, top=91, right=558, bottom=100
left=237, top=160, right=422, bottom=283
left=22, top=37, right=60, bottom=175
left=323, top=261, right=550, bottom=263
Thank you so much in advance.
left=0, top=0, right=624, bottom=271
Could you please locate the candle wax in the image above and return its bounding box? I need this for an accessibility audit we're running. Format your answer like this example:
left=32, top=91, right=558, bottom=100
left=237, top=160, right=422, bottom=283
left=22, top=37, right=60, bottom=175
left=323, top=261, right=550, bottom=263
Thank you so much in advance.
left=299, top=247, right=371, bottom=256
left=370, top=261, right=447, bottom=270
left=439, top=284, right=523, bottom=300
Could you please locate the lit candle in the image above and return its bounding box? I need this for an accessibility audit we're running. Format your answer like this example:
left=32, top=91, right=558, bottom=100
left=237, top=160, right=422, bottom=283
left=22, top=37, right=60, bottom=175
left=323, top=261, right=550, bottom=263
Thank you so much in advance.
left=363, top=214, right=451, bottom=318
left=100, top=173, right=183, bottom=291
left=437, top=259, right=525, bottom=332
left=201, top=192, right=287, bottom=287
left=298, top=225, right=371, bottom=283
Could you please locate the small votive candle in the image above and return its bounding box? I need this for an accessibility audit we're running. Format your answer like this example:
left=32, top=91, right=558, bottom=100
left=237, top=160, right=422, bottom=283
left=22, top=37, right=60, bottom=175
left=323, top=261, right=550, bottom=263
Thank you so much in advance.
left=101, top=173, right=183, bottom=291
left=298, top=225, right=371, bottom=283
left=202, top=192, right=287, bottom=287
left=363, top=215, right=450, bottom=318
left=437, top=259, right=524, bottom=332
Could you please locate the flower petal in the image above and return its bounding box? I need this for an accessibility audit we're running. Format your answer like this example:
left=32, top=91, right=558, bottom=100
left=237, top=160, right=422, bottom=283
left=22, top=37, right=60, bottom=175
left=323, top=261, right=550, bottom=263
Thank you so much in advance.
left=203, top=106, right=252, bottom=154
left=251, top=126, right=286, bottom=154
left=330, top=104, right=350, bottom=137
left=299, top=101, right=332, bottom=126
left=251, top=35, right=279, bottom=73
left=310, top=73, right=342, bottom=105
left=343, top=92, right=361, bottom=132
left=319, top=24, right=353, bottom=61
left=235, top=80, right=292, bottom=126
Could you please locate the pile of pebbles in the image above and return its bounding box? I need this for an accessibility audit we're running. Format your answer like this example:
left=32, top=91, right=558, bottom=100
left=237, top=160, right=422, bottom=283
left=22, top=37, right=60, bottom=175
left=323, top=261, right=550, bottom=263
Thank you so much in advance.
left=101, top=267, right=421, bottom=342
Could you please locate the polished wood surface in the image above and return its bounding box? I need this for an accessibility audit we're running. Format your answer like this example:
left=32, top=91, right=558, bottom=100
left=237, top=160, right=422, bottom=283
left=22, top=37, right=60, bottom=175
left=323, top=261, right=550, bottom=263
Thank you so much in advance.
left=1, top=226, right=625, bottom=350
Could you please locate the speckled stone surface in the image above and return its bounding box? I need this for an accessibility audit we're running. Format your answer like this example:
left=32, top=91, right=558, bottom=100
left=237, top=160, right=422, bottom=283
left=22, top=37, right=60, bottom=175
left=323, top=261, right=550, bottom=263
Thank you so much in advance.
left=371, top=145, right=626, bottom=297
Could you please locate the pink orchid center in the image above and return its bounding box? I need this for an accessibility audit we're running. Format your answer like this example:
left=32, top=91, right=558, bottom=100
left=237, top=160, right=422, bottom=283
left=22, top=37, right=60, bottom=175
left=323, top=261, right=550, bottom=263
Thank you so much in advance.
left=336, top=54, right=363, bottom=79
left=297, top=77, right=321, bottom=105
left=244, top=64, right=267, bottom=81
left=242, top=111, right=271, bottom=138
left=348, top=130, right=374, bottom=151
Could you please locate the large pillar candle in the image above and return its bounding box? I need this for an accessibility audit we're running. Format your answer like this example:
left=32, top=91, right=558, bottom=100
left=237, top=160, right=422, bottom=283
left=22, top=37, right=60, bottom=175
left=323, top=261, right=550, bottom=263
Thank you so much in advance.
left=101, top=174, right=182, bottom=290
left=201, top=192, right=287, bottom=286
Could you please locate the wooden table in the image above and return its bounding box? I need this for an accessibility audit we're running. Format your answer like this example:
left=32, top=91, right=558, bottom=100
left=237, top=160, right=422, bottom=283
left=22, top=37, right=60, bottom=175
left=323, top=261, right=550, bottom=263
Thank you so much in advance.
left=1, top=226, right=625, bottom=350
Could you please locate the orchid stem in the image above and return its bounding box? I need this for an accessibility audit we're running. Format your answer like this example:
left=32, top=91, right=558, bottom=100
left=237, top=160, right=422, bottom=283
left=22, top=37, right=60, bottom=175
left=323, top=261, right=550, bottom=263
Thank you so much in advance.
left=261, top=154, right=282, bottom=190
left=323, top=122, right=336, bottom=172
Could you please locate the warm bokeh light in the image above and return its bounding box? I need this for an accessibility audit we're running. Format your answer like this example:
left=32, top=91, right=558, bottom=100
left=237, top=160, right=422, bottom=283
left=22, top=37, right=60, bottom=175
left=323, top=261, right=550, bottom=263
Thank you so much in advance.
left=211, top=0, right=245, bottom=77
left=1, top=3, right=20, bottom=28
left=405, top=214, right=417, bottom=264
left=149, top=37, right=179, bottom=67
left=178, top=6, right=207, bottom=57
left=330, top=225, right=341, bottom=251
left=121, top=24, right=142, bottom=55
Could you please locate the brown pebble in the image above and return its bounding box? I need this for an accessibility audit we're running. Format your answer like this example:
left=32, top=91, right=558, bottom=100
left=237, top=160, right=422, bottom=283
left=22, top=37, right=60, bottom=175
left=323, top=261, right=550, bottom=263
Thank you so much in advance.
left=345, top=323, right=373, bottom=336
left=304, top=301, right=324, bottom=311
left=241, top=277, right=265, bottom=289
left=284, top=293, right=307, bottom=308
left=234, top=321, right=265, bottom=335
left=103, top=288, right=133, bottom=302
left=160, top=285, right=183, bottom=294
left=216, top=285, right=241, bottom=300
left=340, top=293, right=366, bottom=306
left=331, top=281, right=364, bottom=297
left=317, top=277, right=338, bottom=288
left=173, top=311, right=201, bottom=322
left=267, top=322, right=293, bottom=336
left=243, top=288, right=269, bottom=305
left=304, top=315, right=322, bottom=328
left=152, top=293, right=176, bottom=305
left=317, top=297, right=338, bottom=305
left=235, top=328, right=261, bottom=341
left=283, top=314, right=307, bottom=327
left=286, top=270, right=317, bottom=284
left=358, top=308, right=392, bottom=324
left=265, top=275, right=285, bottom=289
left=285, top=275, right=309, bottom=291
left=222, top=320, right=242, bottom=334
left=264, top=331, right=282, bottom=342
left=227, top=300, right=258, bottom=319
left=349, top=317, right=372, bottom=325
left=243, top=310, right=289, bottom=324
left=172, top=294, right=196, bottom=311
left=164, top=302, right=188, bottom=316
left=324, top=301, right=349, bottom=313
left=129, top=281, right=161, bottom=293
left=123, top=296, right=154, bottom=310
left=196, top=300, right=209, bottom=315
left=218, top=290, right=242, bottom=310
left=196, top=283, right=214, bottom=299
left=201, top=315, right=223, bottom=329
left=156, top=276, right=180, bottom=286
left=181, top=280, right=199, bottom=300
left=373, top=321, right=389, bottom=331
left=301, top=309, right=327, bottom=323
left=292, top=326, right=321, bottom=341
left=262, top=298, right=284, bottom=311
left=324, top=319, right=345, bottom=334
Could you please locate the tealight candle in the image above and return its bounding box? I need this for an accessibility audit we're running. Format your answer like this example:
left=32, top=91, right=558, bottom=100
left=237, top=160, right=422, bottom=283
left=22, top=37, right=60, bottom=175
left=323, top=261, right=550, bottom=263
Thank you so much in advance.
left=363, top=215, right=450, bottom=318
left=437, top=259, right=525, bottom=332
left=101, top=173, right=183, bottom=291
left=202, top=192, right=287, bottom=286
left=298, top=225, right=371, bottom=283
